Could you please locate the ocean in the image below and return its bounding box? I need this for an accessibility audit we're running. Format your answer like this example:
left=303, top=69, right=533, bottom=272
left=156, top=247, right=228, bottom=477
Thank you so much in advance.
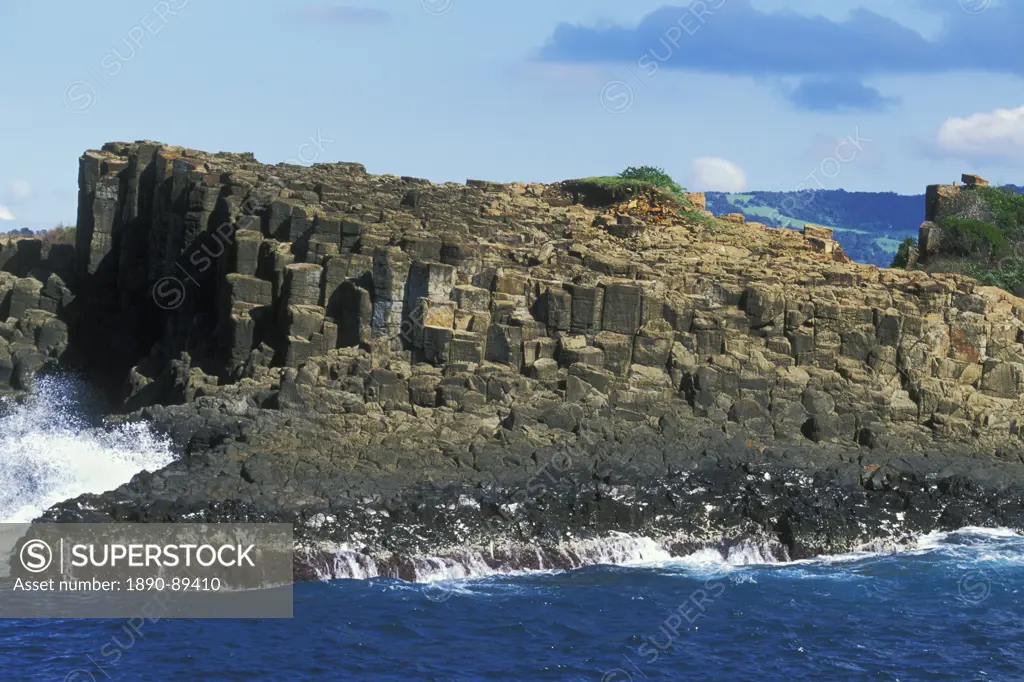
left=1, top=379, right=1022, bottom=681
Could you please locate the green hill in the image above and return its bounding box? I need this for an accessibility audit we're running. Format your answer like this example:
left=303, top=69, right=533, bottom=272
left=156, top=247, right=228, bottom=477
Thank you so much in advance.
left=705, top=189, right=922, bottom=266
left=706, top=185, right=1024, bottom=268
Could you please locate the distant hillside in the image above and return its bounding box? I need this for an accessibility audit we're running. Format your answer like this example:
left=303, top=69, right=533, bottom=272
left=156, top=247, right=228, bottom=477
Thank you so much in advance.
left=706, top=185, right=1024, bottom=267
left=705, top=190, right=922, bottom=266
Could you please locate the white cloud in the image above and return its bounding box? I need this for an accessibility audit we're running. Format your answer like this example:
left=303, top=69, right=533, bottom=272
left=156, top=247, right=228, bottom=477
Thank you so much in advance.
left=7, top=180, right=30, bottom=202
left=691, top=157, right=747, bottom=192
left=937, top=105, right=1024, bottom=160
left=0, top=205, right=14, bottom=221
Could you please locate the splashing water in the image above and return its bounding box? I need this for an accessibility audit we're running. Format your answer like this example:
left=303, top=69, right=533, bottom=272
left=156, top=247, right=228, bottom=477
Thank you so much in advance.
left=0, top=375, right=175, bottom=523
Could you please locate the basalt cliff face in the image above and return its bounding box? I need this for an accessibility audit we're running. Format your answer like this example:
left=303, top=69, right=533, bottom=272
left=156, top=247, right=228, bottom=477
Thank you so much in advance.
left=33, top=140, right=1024, bottom=579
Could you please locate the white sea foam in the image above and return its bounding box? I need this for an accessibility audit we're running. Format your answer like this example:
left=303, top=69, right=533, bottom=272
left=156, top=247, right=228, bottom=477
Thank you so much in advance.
left=0, top=376, right=176, bottom=523
left=306, top=526, right=1024, bottom=586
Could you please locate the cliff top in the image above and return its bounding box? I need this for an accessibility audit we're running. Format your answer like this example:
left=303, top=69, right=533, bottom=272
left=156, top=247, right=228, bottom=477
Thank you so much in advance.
left=83, top=140, right=1006, bottom=307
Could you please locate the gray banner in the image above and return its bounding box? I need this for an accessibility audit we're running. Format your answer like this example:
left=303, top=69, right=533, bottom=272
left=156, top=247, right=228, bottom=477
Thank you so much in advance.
left=0, top=523, right=293, bottom=618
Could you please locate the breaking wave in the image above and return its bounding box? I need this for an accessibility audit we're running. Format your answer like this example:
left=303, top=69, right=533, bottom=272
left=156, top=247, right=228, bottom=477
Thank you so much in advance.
left=302, top=527, right=1024, bottom=587
left=0, top=375, right=175, bottom=523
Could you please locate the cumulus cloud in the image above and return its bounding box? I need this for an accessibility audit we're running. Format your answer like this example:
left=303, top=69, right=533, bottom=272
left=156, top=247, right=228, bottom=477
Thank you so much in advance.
left=691, top=157, right=746, bottom=192
left=539, top=0, right=1024, bottom=112
left=7, top=180, right=30, bottom=202
left=296, top=5, right=391, bottom=23
left=937, top=106, right=1024, bottom=160
left=0, top=205, right=14, bottom=221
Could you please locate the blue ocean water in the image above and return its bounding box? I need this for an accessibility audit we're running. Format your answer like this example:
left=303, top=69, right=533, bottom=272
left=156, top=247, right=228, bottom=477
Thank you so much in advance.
left=2, top=528, right=1022, bottom=681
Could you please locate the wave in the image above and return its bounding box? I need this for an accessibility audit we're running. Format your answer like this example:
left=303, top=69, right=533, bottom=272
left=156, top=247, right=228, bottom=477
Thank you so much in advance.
left=299, top=533, right=791, bottom=583
left=300, top=526, right=1024, bottom=587
left=0, top=375, right=175, bottom=523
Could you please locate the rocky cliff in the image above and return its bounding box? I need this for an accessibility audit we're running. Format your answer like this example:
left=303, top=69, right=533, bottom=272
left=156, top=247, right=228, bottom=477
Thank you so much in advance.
left=35, top=141, right=1024, bottom=578
left=0, top=237, right=74, bottom=395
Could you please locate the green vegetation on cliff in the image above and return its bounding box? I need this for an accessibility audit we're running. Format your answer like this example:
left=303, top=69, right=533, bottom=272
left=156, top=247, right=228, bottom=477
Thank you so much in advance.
left=575, top=166, right=687, bottom=202
left=890, top=237, right=917, bottom=269
left=902, top=185, right=1024, bottom=295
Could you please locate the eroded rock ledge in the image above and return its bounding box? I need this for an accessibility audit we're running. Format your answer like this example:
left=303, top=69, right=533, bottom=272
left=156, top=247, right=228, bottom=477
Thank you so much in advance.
left=38, top=140, right=1024, bottom=574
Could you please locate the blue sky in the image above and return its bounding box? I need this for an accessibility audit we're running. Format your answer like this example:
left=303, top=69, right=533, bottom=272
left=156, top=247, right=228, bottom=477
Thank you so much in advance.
left=1, top=0, right=1022, bottom=230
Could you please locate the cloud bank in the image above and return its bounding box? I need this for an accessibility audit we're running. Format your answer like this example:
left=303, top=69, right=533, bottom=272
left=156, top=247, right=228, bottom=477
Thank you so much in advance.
left=539, top=0, right=1024, bottom=112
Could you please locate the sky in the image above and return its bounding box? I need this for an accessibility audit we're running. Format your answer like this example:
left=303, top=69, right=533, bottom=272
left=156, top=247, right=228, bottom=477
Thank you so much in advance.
left=0, top=0, right=1022, bottom=230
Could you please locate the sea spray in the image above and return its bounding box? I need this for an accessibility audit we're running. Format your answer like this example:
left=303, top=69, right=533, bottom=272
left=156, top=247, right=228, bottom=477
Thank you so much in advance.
left=0, top=375, right=175, bottom=523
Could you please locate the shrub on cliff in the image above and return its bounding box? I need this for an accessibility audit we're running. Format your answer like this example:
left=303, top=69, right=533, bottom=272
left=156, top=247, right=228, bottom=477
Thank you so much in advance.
left=566, top=166, right=689, bottom=208
left=616, top=166, right=686, bottom=196
left=924, top=185, right=1024, bottom=295
left=975, top=186, right=1024, bottom=236
left=939, top=216, right=1009, bottom=259
left=891, top=237, right=918, bottom=268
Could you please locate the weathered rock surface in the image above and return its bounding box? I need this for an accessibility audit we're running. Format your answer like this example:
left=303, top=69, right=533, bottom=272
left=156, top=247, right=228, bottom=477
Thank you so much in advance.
left=0, top=237, right=74, bottom=395
left=34, top=140, right=1024, bottom=575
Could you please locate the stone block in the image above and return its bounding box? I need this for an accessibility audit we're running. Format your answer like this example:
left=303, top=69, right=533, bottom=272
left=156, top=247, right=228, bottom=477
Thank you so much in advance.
left=401, top=236, right=443, bottom=262
left=981, top=360, right=1024, bottom=399
left=7, top=278, right=42, bottom=321
left=341, top=220, right=364, bottom=252
left=283, top=336, right=313, bottom=368
left=633, top=320, right=673, bottom=367
left=224, top=273, right=272, bottom=309
left=231, top=230, right=264, bottom=276
left=450, top=331, right=484, bottom=364
left=485, top=324, right=524, bottom=370
left=600, top=282, right=643, bottom=335
left=285, top=304, right=325, bottom=340
left=595, top=330, right=633, bottom=377
left=422, top=326, right=453, bottom=365
left=744, top=286, right=785, bottom=329
left=407, top=261, right=456, bottom=302
left=538, top=286, right=572, bottom=332
left=493, top=271, right=528, bottom=297
left=803, top=224, right=834, bottom=240
left=372, top=247, right=410, bottom=302
left=312, top=215, right=342, bottom=246
left=416, top=297, right=456, bottom=329
left=281, top=263, right=322, bottom=308
left=561, top=345, right=605, bottom=368
left=451, top=285, right=491, bottom=311
left=566, top=284, right=604, bottom=335
left=527, top=358, right=559, bottom=381
left=409, top=374, right=441, bottom=407
left=568, top=363, right=616, bottom=394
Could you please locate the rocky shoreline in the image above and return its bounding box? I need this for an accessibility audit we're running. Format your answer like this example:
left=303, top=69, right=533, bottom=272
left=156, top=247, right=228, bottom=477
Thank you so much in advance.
left=13, top=140, right=1024, bottom=579
left=37, top=391, right=1024, bottom=580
